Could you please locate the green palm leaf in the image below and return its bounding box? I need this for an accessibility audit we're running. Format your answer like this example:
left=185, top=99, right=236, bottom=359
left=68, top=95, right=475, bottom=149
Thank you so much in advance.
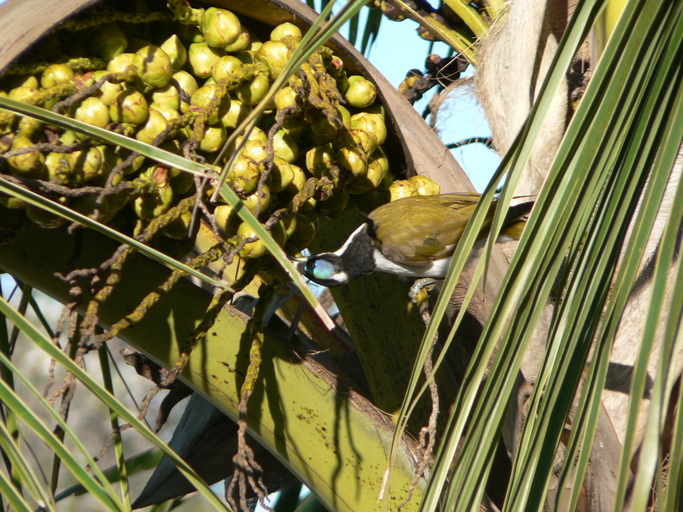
left=0, top=296, right=230, bottom=511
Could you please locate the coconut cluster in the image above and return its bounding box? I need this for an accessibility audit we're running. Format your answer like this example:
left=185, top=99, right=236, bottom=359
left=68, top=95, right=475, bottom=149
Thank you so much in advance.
left=0, top=2, right=440, bottom=271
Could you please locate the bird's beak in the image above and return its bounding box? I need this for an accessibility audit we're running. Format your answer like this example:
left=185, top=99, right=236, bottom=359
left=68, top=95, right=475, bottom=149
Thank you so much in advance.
left=288, top=256, right=308, bottom=276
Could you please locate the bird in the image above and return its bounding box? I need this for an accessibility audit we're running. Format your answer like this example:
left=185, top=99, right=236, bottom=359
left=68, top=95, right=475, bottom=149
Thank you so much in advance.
left=297, top=193, right=534, bottom=288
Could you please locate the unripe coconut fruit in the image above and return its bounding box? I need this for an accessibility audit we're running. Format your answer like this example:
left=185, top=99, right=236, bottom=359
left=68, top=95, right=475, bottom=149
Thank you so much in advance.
left=270, top=22, right=302, bottom=42
left=409, top=175, right=441, bottom=196
left=40, top=63, right=74, bottom=88
left=75, top=97, right=110, bottom=129
left=160, top=34, right=187, bottom=71
left=110, top=88, right=148, bottom=125
left=305, top=145, right=335, bottom=178
left=135, top=108, right=170, bottom=144
left=388, top=179, right=419, bottom=201
left=227, top=155, right=261, bottom=195
left=171, top=71, right=198, bottom=113
left=199, top=125, right=227, bottom=153
left=190, top=83, right=230, bottom=125
left=70, top=146, right=104, bottom=183
left=211, top=55, right=243, bottom=82
left=350, top=112, right=386, bottom=146
left=106, top=52, right=136, bottom=74
left=344, top=75, right=377, bottom=108
left=237, top=220, right=286, bottom=259
left=188, top=42, right=224, bottom=79
left=224, top=27, right=251, bottom=53
left=8, top=135, right=45, bottom=178
left=92, top=70, right=123, bottom=106
left=133, top=45, right=172, bottom=88
left=337, top=146, right=367, bottom=177
left=202, top=8, right=242, bottom=48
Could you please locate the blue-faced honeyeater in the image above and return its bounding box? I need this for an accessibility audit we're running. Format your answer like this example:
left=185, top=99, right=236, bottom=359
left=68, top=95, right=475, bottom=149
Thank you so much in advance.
left=297, top=193, right=533, bottom=287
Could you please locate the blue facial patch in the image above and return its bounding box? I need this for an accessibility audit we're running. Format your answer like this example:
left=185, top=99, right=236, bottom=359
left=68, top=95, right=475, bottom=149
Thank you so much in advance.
left=307, top=259, right=336, bottom=280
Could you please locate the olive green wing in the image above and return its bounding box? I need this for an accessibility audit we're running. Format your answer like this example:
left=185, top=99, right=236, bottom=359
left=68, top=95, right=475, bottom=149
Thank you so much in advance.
left=369, top=193, right=486, bottom=266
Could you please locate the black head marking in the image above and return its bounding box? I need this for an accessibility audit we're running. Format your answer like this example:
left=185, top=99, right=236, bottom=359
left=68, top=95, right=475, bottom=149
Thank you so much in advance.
left=299, top=223, right=377, bottom=287
left=337, top=223, right=376, bottom=282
